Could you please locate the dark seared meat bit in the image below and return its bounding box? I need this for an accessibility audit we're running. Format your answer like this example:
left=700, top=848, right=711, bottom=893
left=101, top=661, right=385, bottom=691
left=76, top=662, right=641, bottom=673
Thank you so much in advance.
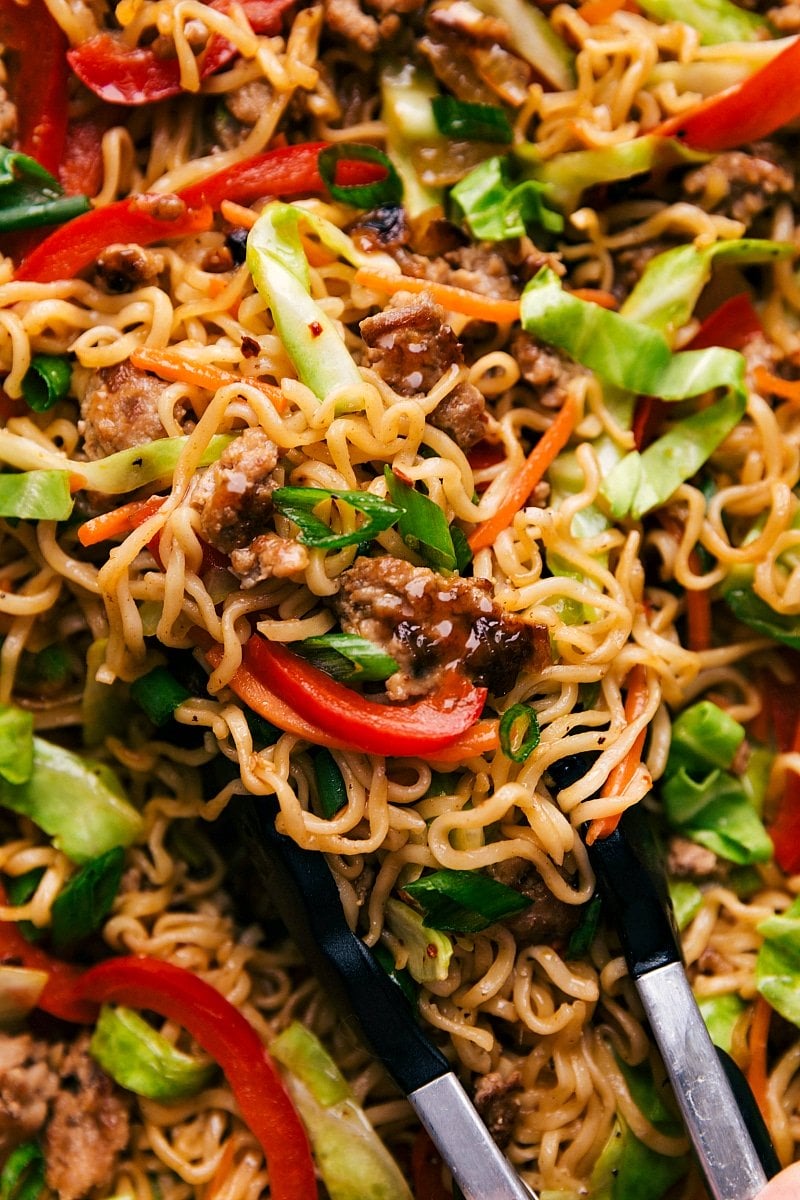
left=44, top=1035, right=130, bottom=1200
left=682, top=147, right=794, bottom=227
left=93, top=243, right=165, bottom=293
left=0, top=1033, right=129, bottom=1200
left=511, top=331, right=582, bottom=408
left=192, top=427, right=280, bottom=555
left=486, top=858, right=581, bottom=945
left=323, top=0, right=402, bottom=51
left=229, top=531, right=309, bottom=586
left=360, top=294, right=463, bottom=396
left=666, top=835, right=729, bottom=883
left=429, top=380, right=489, bottom=450
left=333, top=555, right=549, bottom=700
left=76, top=360, right=173, bottom=460
left=473, top=1071, right=523, bottom=1150
left=348, top=205, right=410, bottom=255
left=0, top=83, right=17, bottom=146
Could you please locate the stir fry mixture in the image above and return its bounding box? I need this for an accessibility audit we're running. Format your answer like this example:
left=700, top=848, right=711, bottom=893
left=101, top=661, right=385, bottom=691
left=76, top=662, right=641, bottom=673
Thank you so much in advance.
left=4, top=0, right=800, bottom=1196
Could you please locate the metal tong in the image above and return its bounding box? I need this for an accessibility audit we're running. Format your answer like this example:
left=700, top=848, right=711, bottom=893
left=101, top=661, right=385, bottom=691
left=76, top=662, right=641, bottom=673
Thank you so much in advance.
left=237, top=796, right=534, bottom=1200
left=585, top=805, right=779, bottom=1200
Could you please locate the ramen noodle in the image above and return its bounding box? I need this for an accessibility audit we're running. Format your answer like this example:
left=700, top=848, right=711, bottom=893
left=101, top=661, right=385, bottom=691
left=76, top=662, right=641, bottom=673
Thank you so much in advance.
left=1, top=0, right=800, bottom=1196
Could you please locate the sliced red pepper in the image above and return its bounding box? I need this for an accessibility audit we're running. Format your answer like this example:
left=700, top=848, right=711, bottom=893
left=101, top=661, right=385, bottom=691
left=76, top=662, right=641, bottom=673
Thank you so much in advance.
left=59, top=105, right=124, bottom=199
left=654, top=38, right=800, bottom=152
left=0, top=0, right=69, bottom=174
left=72, top=956, right=316, bottom=1200
left=687, top=293, right=764, bottom=352
left=178, top=141, right=387, bottom=210
left=14, top=195, right=213, bottom=283
left=66, top=0, right=293, bottom=106
left=769, top=709, right=800, bottom=875
left=412, top=1130, right=453, bottom=1200
left=0, top=883, right=95, bottom=1023
left=632, top=395, right=666, bottom=452
left=241, top=634, right=486, bottom=757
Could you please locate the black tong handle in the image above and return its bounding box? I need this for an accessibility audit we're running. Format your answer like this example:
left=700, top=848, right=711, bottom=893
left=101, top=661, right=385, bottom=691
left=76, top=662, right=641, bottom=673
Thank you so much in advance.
left=238, top=796, right=450, bottom=1096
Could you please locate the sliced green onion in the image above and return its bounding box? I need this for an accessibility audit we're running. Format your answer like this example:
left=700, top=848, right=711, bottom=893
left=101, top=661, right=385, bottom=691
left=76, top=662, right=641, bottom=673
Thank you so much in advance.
left=50, top=845, right=125, bottom=952
left=384, top=468, right=457, bottom=572
left=318, top=143, right=403, bottom=208
left=402, top=868, right=531, bottom=933
left=272, top=485, right=402, bottom=550
left=294, top=633, right=397, bottom=683
left=21, top=355, right=71, bottom=413
left=499, top=702, right=540, bottom=763
left=0, top=1142, right=45, bottom=1200
left=567, top=893, right=602, bottom=958
left=372, top=942, right=417, bottom=1007
left=450, top=523, right=473, bottom=574
left=0, top=470, right=73, bottom=521
left=0, top=704, right=33, bottom=785
left=245, top=709, right=282, bottom=750
left=668, top=880, right=702, bottom=932
left=312, top=747, right=348, bottom=819
left=0, top=191, right=90, bottom=233
left=130, top=666, right=191, bottom=727
left=431, top=96, right=513, bottom=144
left=3, top=867, right=44, bottom=944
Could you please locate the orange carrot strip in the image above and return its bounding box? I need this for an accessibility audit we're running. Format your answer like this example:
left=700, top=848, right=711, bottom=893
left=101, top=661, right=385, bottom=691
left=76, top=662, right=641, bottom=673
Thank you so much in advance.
left=468, top=395, right=578, bottom=552
left=686, top=548, right=712, bottom=652
left=220, top=199, right=258, bottom=229
left=207, top=644, right=500, bottom=762
left=754, top=365, right=800, bottom=406
left=569, top=287, right=619, bottom=309
left=586, top=663, right=649, bottom=844
left=205, top=1138, right=240, bottom=1200
left=77, top=494, right=167, bottom=547
left=130, top=347, right=286, bottom=413
left=354, top=268, right=522, bottom=325
left=577, top=0, right=628, bottom=26
left=748, top=994, right=772, bottom=1120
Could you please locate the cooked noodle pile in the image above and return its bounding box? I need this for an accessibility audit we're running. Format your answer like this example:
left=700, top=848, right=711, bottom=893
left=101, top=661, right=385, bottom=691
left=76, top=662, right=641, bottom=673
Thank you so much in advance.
left=3, top=0, right=800, bottom=1196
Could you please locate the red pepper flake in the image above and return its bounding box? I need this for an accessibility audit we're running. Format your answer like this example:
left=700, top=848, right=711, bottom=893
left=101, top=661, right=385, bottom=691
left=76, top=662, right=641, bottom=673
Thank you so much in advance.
left=426, top=943, right=438, bottom=959
left=309, top=321, right=323, bottom=338
left=241, top=335, right=260, bottom=359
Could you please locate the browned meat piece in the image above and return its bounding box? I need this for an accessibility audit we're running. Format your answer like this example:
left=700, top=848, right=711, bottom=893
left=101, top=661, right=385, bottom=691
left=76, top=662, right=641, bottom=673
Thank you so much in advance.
left=348, top=205, right=411, bottom=256
left=229, top=532, right=309, bottom=587
left=129, top=193, right=188, bottom=222
left=0, top=83, right=16, bottom=146
left=0, top=1034, right=128, bottom=1200
left=76, top=360, right=172, bottom=459
left=430, top=381, right=489, bottom=450
left=0, top=1034, right=58, bottom=1158
left=511, top=331, right=581, bottom=407
left=473, top=1071, right=523, bottom=1150
left=612, top=241, right=672, bottom=297
left=93, top=244, right=165, bottom=294
left=666, top=835, right=729, bottom=882
left=44, top=1035, right=130, bottom=1200
left=333, top=555, right=549, bottom=699
left=360, top=294, right=463, bottom=396
left=192, top=427, right=280, bottom=554
left=682, top=149, right=794, bottom=227
left=227, top=79, right=272, bottom=125
left=420, top=2, right=531, bottom=106
left=486, top=858, right=581, bottom=944
left=443, top=244, right=522, bottom=301
left=768, top=3, right=800, bottom=30
left=324, top=0, right=399, bottom=50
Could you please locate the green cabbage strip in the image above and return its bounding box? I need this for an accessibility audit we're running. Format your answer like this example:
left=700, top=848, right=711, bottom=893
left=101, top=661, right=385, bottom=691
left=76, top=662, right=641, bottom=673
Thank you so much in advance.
left=0, top=470, right=73, bottom=520
left=450, top=155, right=563, bottom=242
left=90, top=1005, right=216, bottom=1101
left=380, top=61, right=443, bottom=216
left=520, top=266, right=747, bottom=518
left=247, top=203, right=397, bottom=402
left=637, top=0, right=770, bottom=43
left=757, top=898, right=800, bottom=1028
left=470, top=0, right=574, bottom=91
left=0, top=431, right=234, bottom=495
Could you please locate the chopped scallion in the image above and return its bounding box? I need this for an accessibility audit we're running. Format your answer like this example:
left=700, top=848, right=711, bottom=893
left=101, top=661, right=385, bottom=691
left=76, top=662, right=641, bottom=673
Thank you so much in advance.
left=567, top=893, right=602, bottom=958
left=294, top=633, right=397, bottom=683
left=432, top=95, right=513, bottom=144
left=499, top=702, right=540, bottom=763
left=21, top=355, right=72, bottom=412
left=130, top=667, right=191, bottom=727
left=384, top=468, right=457, bottom=572
left=402, top=868, right=530, bottom=932
left=0, top=1142, right=45, bottom=1200
left=272, top=485, right=402, bottom=550
left=318, top=143, right=403, bottom=208
left=312, top=747, right=348, bottom=819
left=50, top=845, right=125, bottom=952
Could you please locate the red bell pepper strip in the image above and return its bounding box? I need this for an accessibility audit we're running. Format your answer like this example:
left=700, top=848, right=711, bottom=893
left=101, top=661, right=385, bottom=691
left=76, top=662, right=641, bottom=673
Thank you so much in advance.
left=654, top=37, right=800, bottom=152
left=59, top=105, right=124, bottom=198
left=178, top=141, right=387, bottom=210
left=240, top=634, right=487, bottom=757
left=0, top=883, right=95, bottom=1023
left=66, top=0, right=294, bottom=106
left=14, top=195, right=213, bottom=283
left=0, top=0, right=69, bottom=175
left=412, top=1130, right=453, bottom=1200
left=71, top=956, right=317, bottom=1200
left=768, top=700, right=800, bottom=875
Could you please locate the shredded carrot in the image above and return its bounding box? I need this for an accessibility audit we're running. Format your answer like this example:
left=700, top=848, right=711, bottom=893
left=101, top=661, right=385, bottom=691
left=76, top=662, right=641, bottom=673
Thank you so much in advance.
left=219, top=199, right=258, bottom=229
left=354, top=268, right=522, bottom=325
left=130, top=347, right=286, bottom=413
left=77, top=495, right=167, bottom=547
left=207, top=277, right=228, bottom=299
left=754, top=365, right=800, bottom=406
left=586, top=663, right=649, bottom=844
left=748, top=994, right=772, bottom=1120
left=468, top=396, right=578, bottom=552
left=577, top=0, right=631, bottom=21
left=685, top=548, right=712, bottom=652
left=569, top=287, right=619, bottom=309
left=205, top=1137, right=240, bottom=1200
